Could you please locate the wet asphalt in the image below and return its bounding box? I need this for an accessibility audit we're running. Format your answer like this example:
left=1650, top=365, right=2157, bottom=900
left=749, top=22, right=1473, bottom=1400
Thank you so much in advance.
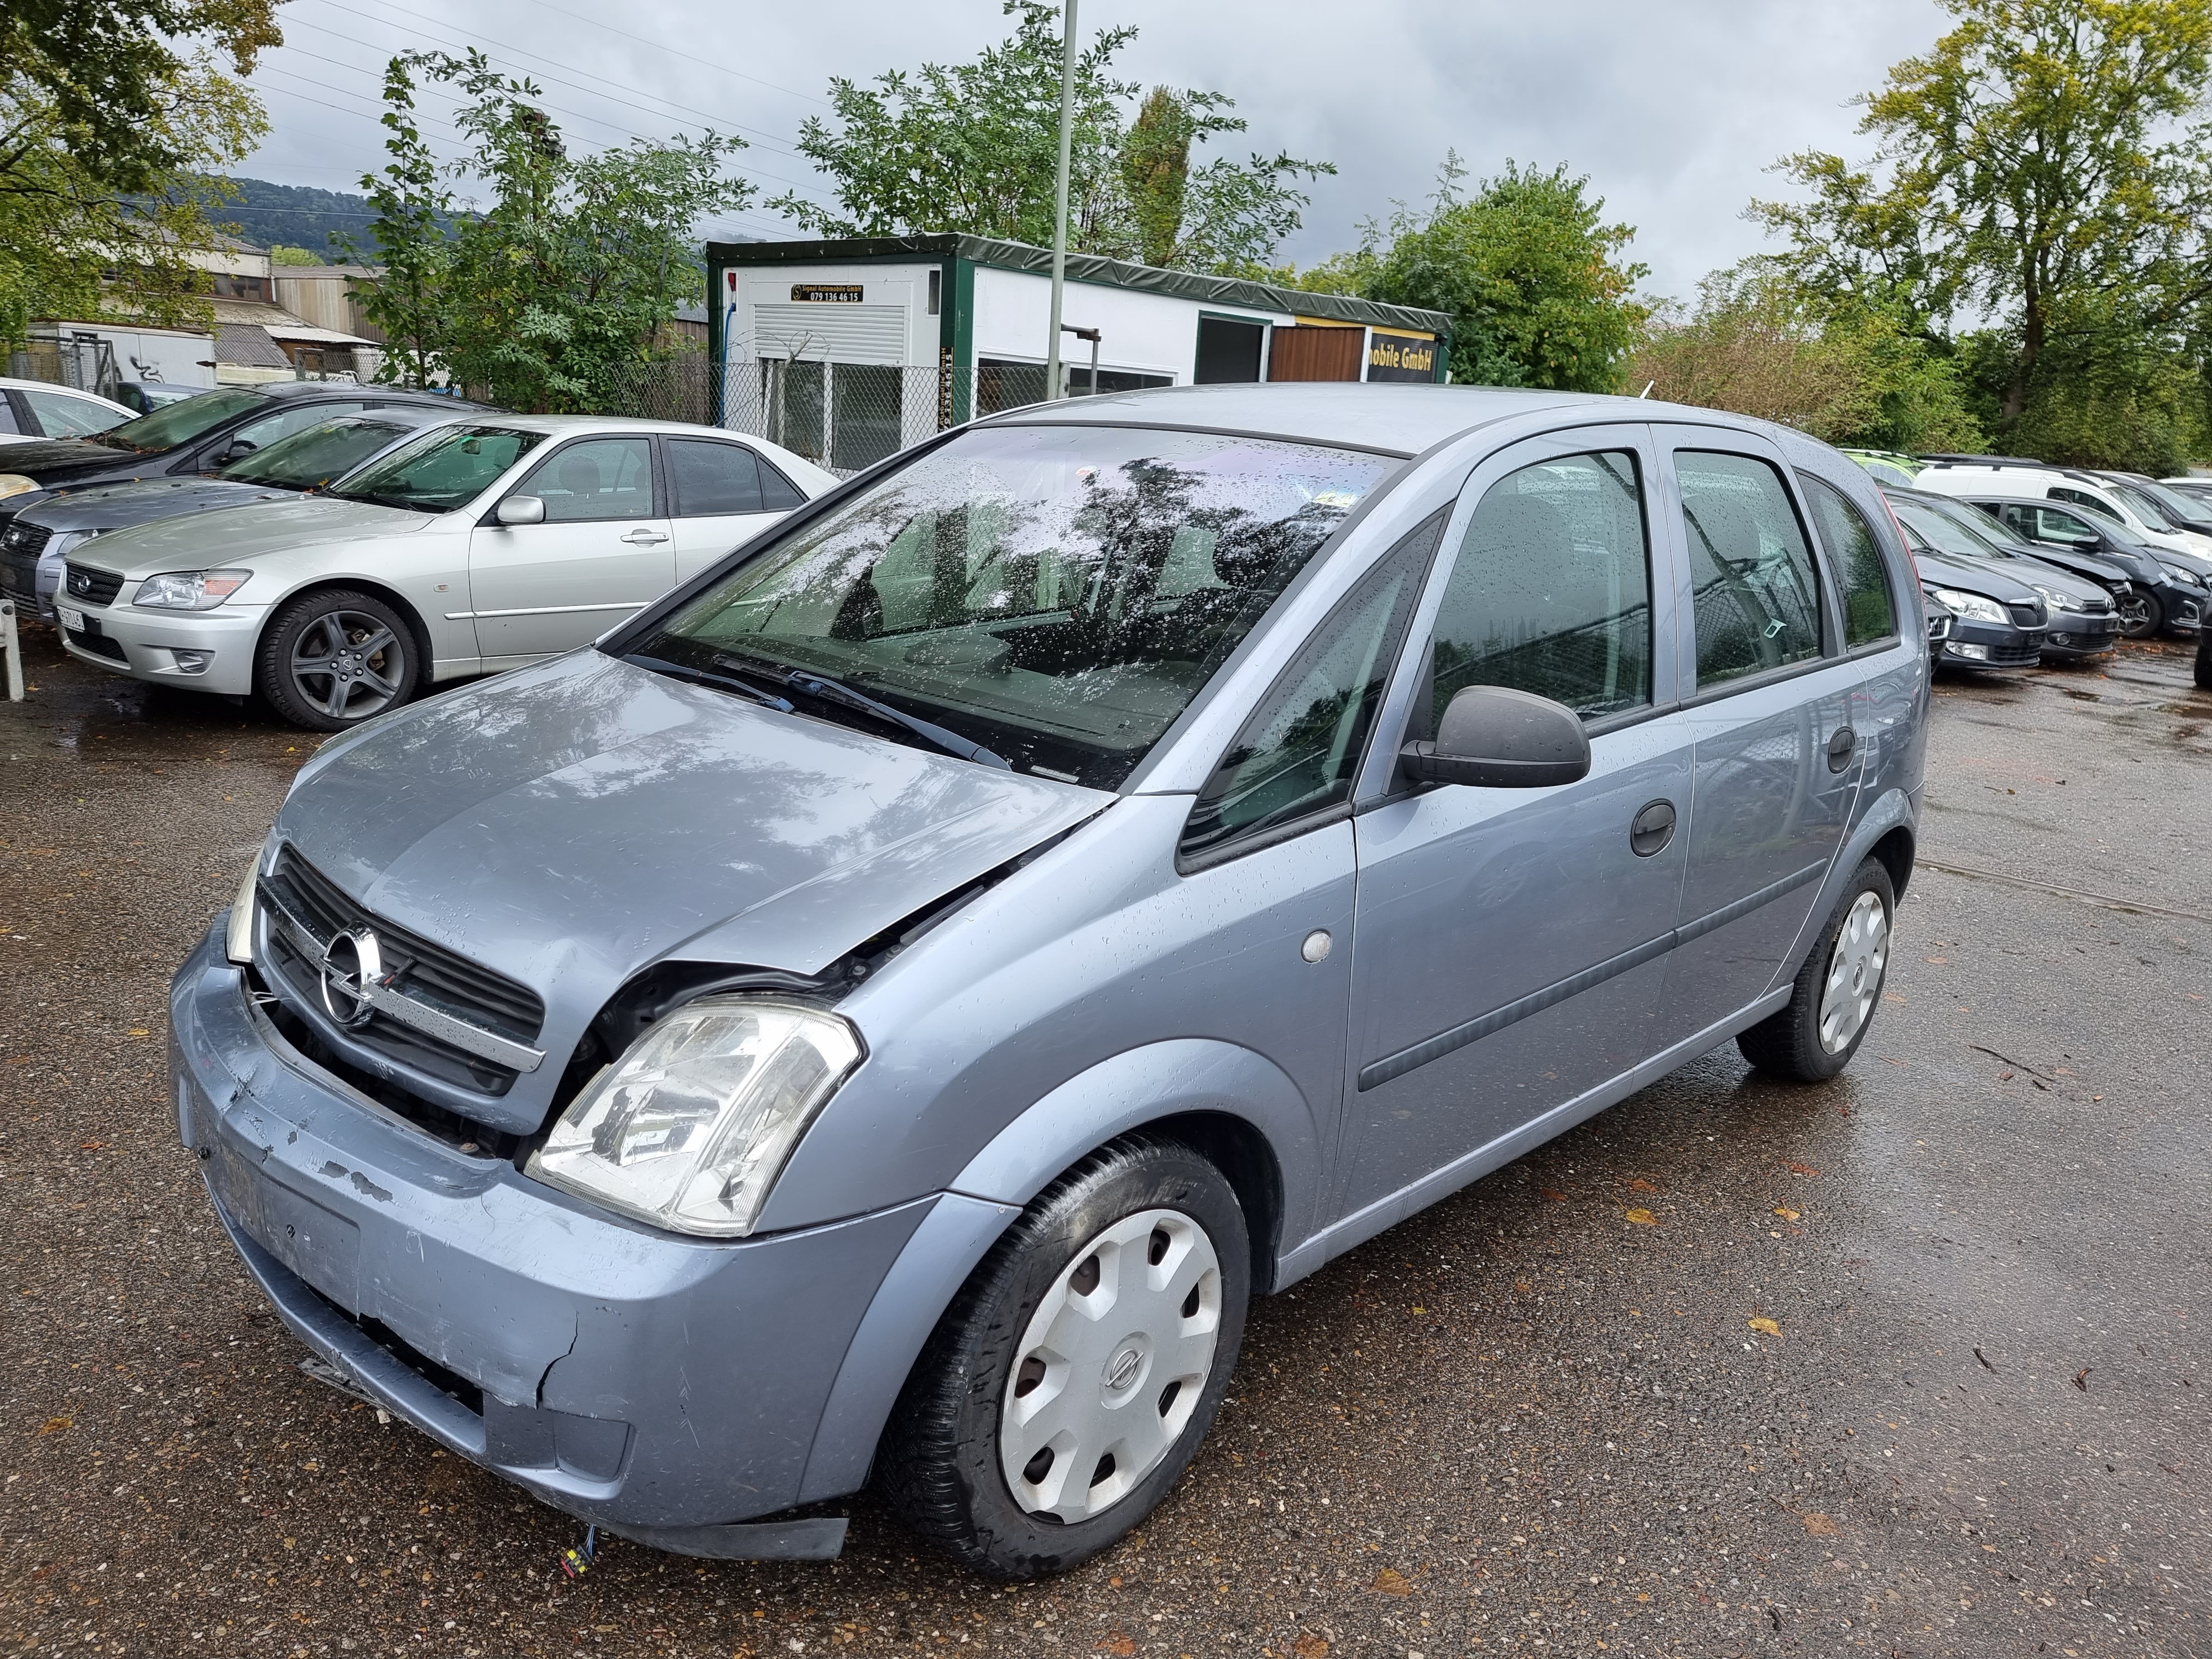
left=2, top=621, right=2209, bottom=1659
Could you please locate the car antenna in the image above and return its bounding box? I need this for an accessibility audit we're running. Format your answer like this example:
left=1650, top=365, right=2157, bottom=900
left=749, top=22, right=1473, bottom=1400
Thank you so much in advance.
left=1638, top=380, right=1655, bottom=399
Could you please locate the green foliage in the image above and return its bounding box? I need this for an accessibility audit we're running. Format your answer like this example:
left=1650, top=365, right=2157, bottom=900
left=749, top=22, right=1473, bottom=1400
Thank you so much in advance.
left=1631, top=263, right=1984, bottom=451
left=1351, top=157, right=1647, bottom=392
left=770, top=2, right=1331, bottom=276
left=1755, top=0, right=2212, bottom=463
left=1, top=0, right=274, bottom=345
left=348, top=51, right=752, bottom=412
left=268, top=244, right=325, bottom=267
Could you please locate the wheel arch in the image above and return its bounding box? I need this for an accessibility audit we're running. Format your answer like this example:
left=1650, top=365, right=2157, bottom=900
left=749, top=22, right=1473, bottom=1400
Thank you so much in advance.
left=256, top=575, right=436, bottom=690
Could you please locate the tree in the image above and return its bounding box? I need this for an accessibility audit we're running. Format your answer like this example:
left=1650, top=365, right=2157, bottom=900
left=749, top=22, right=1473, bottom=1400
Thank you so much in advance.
left=1357, top=158, right=1648, bottom=392
left=1630, top=264, right=1984, bottom=451
left=349, top=51, right=753, bottom=411
left=1756, top=0, right=2212, bottom=425
left=1, top=0, right=275, bottom=345
left=769, top=2, right=1330, bottom=275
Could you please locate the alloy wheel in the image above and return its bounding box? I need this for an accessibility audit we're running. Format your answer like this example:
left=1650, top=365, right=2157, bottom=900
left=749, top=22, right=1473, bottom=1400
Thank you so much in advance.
left=1818, top=890, right=1889, bottom=1054
left=290, top=609, right=408, bottom=722
left=998, top=1209, right=1222, bottom=1524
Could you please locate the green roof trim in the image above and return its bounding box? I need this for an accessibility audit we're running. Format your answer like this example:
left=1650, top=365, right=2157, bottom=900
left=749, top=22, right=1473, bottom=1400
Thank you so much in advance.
left=704, top=235, right=1452, bottom=338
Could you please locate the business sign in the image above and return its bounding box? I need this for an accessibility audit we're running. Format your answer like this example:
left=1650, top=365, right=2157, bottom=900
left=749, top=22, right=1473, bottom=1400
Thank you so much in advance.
left=790, top=284, right=864, bottom=304
left=1367, top=331, right=1439, bottom=382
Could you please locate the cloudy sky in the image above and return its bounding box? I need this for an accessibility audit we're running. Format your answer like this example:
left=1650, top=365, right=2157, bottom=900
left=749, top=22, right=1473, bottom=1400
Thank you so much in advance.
left=241, top=0, right=1945, bottom=302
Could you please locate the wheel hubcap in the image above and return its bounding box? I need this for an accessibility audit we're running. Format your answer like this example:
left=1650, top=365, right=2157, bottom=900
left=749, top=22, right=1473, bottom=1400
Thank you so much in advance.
left=999, top=1208, right=1222, bottom=1524
left=291, top=611, right=405, bottom=721
left=1817, top=890, right=1889, bottom=1054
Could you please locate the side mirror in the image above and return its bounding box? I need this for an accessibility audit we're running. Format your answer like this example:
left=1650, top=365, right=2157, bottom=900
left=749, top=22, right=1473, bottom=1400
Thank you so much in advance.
left=496, top=494, right=546, bottom=526
left=1400, top=684, right=1592, bottom=789
left=2069, top=538, right=2102, bottom=553
left=215, top=439, right=256, bottom=465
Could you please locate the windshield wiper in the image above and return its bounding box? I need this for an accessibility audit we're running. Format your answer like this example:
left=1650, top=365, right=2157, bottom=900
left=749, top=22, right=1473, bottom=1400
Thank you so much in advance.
left=704, top=649, right=1011, bottom=769
left=623, top=653, right=795, bottom=712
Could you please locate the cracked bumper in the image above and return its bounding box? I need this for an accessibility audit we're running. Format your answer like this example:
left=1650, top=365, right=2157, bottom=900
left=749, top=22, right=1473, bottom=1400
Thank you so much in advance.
left=169, top=921, right=932, bottom=1529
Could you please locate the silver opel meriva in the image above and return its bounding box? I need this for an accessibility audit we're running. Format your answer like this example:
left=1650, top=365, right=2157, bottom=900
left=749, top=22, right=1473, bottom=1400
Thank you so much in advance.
left=173, top=384, right=1928, bottom=1577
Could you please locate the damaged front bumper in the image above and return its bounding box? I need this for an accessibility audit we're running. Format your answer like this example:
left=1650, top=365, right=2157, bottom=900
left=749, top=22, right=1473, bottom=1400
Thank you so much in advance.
left=169, top=920, right=931, bottom=1556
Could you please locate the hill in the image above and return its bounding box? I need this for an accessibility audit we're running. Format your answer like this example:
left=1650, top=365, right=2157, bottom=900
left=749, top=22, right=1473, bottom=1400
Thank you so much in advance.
left=206, top=178, right=385, bottom=259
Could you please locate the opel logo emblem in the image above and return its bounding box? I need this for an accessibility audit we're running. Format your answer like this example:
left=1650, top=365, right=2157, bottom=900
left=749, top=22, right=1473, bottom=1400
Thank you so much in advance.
left=319, top=927, right=382, bottom=1027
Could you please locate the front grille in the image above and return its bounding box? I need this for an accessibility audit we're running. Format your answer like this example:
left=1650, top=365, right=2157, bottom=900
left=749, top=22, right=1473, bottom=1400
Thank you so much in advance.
left=259, top=847, right=545, bottom=1097
left=2005, top=600, right=2044, bottom=629
left=2079, top=593, right=2113, bottom=616
left=64, top=562, right=122, bottom=606
left=69, top=629, right=127, bottom=662
left=1991, top=633, right=2044, bottom=665
left=1, top=520, right=51, bottom=558
left=2, top=547, right=42, bottom=602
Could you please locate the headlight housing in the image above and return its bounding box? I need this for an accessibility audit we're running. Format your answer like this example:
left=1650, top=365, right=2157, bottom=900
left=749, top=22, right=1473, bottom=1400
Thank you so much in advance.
left=1930, top=586, right=2008, bottom=624
left=2030, top=583, right=2075, bottom=612
left=2158, top=561, right=2210, bottom=589
left=525, top=998, right=862, bottom=1238
left=133, top=568, right=252, bottom=609
left=0, top=474, right=36, bottom=501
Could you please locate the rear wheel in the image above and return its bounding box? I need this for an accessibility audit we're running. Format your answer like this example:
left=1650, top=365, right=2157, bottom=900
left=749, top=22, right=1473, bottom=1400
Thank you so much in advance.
left=2115, top=586, right=2164, bottom=639
left=879, top=1137, right=1250, bottom=1579
left=255, top=588, right=420, bottom=731
left=1738, top=858, right=1895, bottom=1083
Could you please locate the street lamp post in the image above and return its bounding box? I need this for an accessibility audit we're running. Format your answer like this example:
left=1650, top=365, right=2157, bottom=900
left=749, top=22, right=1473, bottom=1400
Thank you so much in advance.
left=1045, top=0, right=1077, bottom=400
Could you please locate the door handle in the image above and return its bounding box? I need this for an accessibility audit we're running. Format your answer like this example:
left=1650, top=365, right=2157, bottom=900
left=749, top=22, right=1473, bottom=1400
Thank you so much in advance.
left=1827, top=725, right=1856, bottom=773
left=620, top=528, right=669, bottom=546
left=1629, top=799, right=1677, bottom=858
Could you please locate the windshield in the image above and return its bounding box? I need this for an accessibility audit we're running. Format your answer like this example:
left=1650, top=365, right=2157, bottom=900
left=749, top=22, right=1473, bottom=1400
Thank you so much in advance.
left=1892, top=497, right=2018, bottom=560
left=2109, top=477, right=2198, bottom=530
left=629, top=423, right=1396, bottom=787
left=92, top=388, right=270, bottom=452
left=328, top=423, right=546, bottom=512
left=219, top=416, right=431, bottom=490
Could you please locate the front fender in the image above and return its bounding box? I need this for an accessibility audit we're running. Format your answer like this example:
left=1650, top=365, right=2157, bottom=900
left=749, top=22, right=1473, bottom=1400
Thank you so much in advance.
left=792, top=1037, right=1322, bottom=1504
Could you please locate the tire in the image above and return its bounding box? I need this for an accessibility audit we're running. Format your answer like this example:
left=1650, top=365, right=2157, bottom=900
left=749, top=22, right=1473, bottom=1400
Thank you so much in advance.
left=255, top=589, right=420, bottom=732
left=879, top=1136, right=1251, bottom=1579
left=2115, top=585, right=2164, bottom=640
left=1738, top=858, right=1896, bottom=1083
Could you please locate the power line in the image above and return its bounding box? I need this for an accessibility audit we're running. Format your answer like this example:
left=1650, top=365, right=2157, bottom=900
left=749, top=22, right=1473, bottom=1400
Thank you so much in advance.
left=499, top=0, right=830, bottom=111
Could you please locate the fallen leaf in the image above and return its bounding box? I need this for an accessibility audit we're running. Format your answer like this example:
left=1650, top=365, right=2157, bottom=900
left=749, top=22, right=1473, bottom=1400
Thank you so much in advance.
left=1539, top=1188, right=1568, bottom=1203
left=1410, top=1306, right=1427, bottom=1315
left=126, top=1028, right=149, bottom=1038
left=1748, top=1317, right=1782, bottom=1338
left=1629, top=1177, right=1661, bottom=1192
left=2074, top=1368, right=2091, bottom=1392
left=35, top=1417, right=71, bottom=1436
left=1787, top=1162, right=1819, bottom=1176
left=1772, top=1206, right=1801, bottom=1222
left=1293, top=1636, right=1330, bottom=1659
left=1924, top=956, right=1949, bottom=964
left=1370, top=1566, right=1413, bottom=1597
left=1096, top=1636, right=1136, bottom=1657
left=1625, top=1208, right=1657, bottom=1226
left=1802, top=1512, right=1839, bottom=1536
left=78, top=1140, right=105, bottom=1151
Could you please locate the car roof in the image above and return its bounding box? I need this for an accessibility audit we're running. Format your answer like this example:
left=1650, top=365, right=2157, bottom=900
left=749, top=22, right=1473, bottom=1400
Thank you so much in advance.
left=974, top=383, right=1759, bottom=457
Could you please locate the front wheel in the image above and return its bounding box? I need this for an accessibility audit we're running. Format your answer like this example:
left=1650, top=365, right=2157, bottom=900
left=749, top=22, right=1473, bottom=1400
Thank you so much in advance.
left=255, top=588, right=420, bottom=731
left=2115, top=586, right=2164, bottom=640
left=879, top=1137, right=1250, bottom=1579
left=1738, top=858, right=1896, bottom=1082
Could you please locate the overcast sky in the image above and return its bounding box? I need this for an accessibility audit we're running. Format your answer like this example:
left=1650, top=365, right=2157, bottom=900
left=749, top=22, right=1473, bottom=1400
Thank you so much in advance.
left=241, top=0, right=1945, bottom=302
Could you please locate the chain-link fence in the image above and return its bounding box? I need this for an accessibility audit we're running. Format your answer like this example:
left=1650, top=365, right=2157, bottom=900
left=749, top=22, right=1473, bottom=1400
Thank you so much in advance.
left=711, top=359, right=1071, bottom=476
left=8, top=330, right=122, bottom=400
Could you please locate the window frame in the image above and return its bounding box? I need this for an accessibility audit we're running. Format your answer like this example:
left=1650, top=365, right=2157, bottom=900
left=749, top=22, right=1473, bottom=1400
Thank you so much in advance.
left=498, top=432, right=664, bottom=523
left=1652, top=427, right=1843, bottom=706
left=1350, top=422, right=1681, bottom=810
left=662, top=434, right=770, bottom=519
left=1796, top=468, right=1907, bottom=658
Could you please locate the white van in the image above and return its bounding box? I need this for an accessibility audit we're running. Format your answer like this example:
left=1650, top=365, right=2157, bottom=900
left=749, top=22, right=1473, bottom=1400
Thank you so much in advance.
left=1914, top=459, right=2212, bottom=559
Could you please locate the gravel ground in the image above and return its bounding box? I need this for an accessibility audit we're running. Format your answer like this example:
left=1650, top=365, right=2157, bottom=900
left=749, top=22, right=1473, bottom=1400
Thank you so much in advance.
left=3, top=622, right=2209, bottom=1659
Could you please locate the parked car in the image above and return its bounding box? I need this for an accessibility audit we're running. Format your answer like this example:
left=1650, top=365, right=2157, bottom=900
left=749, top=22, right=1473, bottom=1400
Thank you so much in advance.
left=1914, top=457, right=2212, bottom=560
left=0, top=376, right=135, bottom=442
left=1839, top=446, right=1922, bottom=488
left=0, top=382, right=488, bottom=535
left=2093, top=470, right=2212, bottom=539
left=1942, top=492, right=2209, bottom=637
left=1907, top=545, right=2051, bottom=669
left=1881, top=487, right=2121, bottom=658
left=2, top=408, right=452, bottom=620
left=1922, top=587, right=1957, bottom=661
left=56, top=416, right=834, bottom=727
left=112, top=380, right=215, bottom=416
left=2158, top=474, right=2212, bottom=509
left=173, top=384, right=1928, bottom=1577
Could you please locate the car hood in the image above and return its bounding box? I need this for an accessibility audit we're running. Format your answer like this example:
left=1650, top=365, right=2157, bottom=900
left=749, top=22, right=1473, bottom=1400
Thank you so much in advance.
left=1984, top=541, right=2132, bottom=589
left=276, top=649, right=1112, bottom=1133
left=67, top=495, right=432, bottom=578
left=19, top=477, right=298, bottom=535
left=1916, top=548, right=2041, bottom=605
left=0, top=437, right=149, bottom=479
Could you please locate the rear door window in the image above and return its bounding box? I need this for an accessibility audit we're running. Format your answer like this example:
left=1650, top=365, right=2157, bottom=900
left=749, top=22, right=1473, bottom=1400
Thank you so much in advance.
left=1422, top=450, right=1653, bottom=723
left=669, top=440, right=764, bottom=515
left=1800, top=474, right=1898, bottom=648
left=21, top=387, right=123, bottom=438
left=1677, top=451, right=1824, bottom=688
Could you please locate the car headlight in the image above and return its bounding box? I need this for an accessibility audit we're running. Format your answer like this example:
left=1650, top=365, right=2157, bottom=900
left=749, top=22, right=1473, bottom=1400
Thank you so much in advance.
left=132, top=568, right=252, bottom=609
left=2030, top=584, right=2076, bottom=612
left=525, top=997, right=863, bottom=1237
left=224, top=853, right=259, bottom=966
left=1930, top=586, right=2008, bottom=624
left=2158, top=561, right=2210, bottom=589
left=0, top=474, right=36, bottom=500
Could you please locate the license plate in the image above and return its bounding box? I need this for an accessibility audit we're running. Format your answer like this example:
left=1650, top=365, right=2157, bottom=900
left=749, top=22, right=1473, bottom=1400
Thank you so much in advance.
left=57, top=604, right=84, bottom=632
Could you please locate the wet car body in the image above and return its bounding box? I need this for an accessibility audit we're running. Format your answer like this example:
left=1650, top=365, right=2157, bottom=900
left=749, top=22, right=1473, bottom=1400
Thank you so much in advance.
left=1943, top=492, right=2207, bottom=639
left=1909, top=547, right=2051, bottom=668
left=1882, top=487, right=2120, bottom=660
left=171, top=384, right=1931, bottom=1566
